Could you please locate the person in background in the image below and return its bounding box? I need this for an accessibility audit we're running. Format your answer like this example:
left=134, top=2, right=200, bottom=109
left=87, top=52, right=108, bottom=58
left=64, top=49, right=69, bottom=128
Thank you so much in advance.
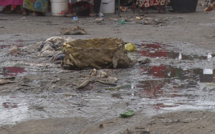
left=93, top=0, right=101, bottom=15
left=22, top=0, right=48, bottom=16
left=66, top=0, right=100, bottom=17
left=0, top=0, right=23, bottom=14
left=137, top=0, right=167, bottom=14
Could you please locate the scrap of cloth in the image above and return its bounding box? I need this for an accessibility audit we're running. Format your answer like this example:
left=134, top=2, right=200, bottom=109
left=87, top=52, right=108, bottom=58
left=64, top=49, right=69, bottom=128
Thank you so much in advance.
left=68, top=0, right=93, bottom=5
left=23, top=0, right=48, bottom=13
left=137, top=0, right=166, bottom=7
left=0, top=0, right=23, bottom=6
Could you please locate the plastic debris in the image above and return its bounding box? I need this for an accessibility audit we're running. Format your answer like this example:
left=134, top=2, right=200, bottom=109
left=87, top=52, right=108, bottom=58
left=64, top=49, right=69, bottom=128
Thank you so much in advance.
left=120, top=110, right=134, bottom=118
left=136, top=16, right=143, bottom=20
left=61, top=26, right=87, bottom=35
left=125, top=42, right=136, bottom=52
left=120, top=19, right=126, bottom=24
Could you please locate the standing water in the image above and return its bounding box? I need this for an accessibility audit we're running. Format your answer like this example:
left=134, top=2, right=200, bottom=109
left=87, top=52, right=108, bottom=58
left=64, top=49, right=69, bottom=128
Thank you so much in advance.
left=1, top=41, right=215, bottom=126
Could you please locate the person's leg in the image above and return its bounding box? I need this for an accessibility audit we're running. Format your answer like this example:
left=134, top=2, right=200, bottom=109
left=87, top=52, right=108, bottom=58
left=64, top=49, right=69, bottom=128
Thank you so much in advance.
left=66, top=2, right=76, bottom=17
left=3, top=5, right=12, bottom=14
left=89, top=4, right=96, bottom=16
left=157, top=5, right=165, bottom=13
left=93, top=0, right=101, bottom=14
left=142, top=7, right=149, bottom=14
left=13, top=5, right=22, bottom=14
left=22, top=8, right=29, bottom=15
left=32, top=11, right=45, bottom=16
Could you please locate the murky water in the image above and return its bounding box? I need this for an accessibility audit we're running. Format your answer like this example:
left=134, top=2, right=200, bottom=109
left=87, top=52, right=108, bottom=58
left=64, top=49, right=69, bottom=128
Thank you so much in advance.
left=133, top=42, right=215, bottom=115
left=1, top=41, right=215, bottom=126
left=3, top=67, right=26, bottom=76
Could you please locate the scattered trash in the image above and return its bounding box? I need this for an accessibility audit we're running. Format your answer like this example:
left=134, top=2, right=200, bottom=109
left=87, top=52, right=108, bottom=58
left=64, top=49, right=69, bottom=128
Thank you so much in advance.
left=90, top=69, right=108, bottom=78
left=2, top=102, right=18, bottom=108
left=106, top=86, right=123, bottom=90
left=125, top=42, right=136, bottom=52
left=110, top=18, right=118, bottom=22
left=45, top=36, right=66, bottom=49
left=62, top=38, right=133, bottom=69
left=49, top=52, right=65, bottom=64
left=99, top=124, right=104, bottom=129
left=39, top=42, right=58, bottom=57
left=204, top=2, right=215, bottom=12
left=37, top=36, right=67, bottom=57
left=98, top=12, right=104, bottom=17
left=120, top=19, right=126, bottom=24
left=120, top=6, right=127, bottom=12
left=136, top=16, right=143, bottom=20
left=139, top=58, right=151, bottom=64
left=8, top=46, right=21, bottom=55
left=207, top=53, right=212, bottom=61
left=136, top=16, right=169, bottom=26
left=95, top=18, right=104, bottom=23
left=111, top=93, right=123, bottom=99
left=0, top=77, right=16, bottom=85
left=72, top=16, right=78, bottom=21
left=120, top=110, right=134, bottom=118
left=143, top=17, right=153, bottom=25
left=77, top=78, right=117, bottom=89
left=77, top=69, right=118, bottom=89
left=135, top=128, right=150, bottom=134
left=61, top=26, right=87, bottom=35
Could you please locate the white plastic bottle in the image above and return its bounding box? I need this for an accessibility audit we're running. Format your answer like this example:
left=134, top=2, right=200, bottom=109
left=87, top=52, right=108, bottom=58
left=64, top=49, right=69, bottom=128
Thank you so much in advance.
left=98, top=12, right=104, bottom=17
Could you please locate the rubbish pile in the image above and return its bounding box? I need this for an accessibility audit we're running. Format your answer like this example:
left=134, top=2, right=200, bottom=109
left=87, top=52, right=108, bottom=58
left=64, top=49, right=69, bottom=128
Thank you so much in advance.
left=62, top=38, right=133, bottom=69
left=61, top=26, right=87, bottom=35
left=37, top=36, right=67, bottom=57
left=29, top=37, right=134, bottom=69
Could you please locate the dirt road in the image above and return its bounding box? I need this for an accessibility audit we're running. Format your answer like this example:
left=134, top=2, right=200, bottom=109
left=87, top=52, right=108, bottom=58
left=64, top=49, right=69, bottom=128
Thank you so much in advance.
left=1, top=1, right=215, bottom=134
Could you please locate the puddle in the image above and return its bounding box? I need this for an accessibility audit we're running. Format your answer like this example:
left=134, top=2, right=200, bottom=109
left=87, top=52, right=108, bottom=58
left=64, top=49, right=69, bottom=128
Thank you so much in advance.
left=140, top=43, right=209, bottom=60
left=0, top=39, right=32, bottom=49
left=134, top=42, right=215, bottom=113
left=3, top=67, right=26, bottom=76
left=137, top=65, right=215, bottom=98
left=0, top=44, right=23, bottom=49
left=199, top=23, right=215, bottom=26
left=1, top=41, right=215, bottom=126
left=140, top=64, right=214, bottom=82
left=2, top=102, right=18, bottom=108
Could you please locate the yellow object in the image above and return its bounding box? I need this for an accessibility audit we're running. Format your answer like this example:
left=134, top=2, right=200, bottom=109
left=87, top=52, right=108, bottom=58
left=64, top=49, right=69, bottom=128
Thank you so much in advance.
left=136, top=16, right=143, bottom=20
left=125, top=42, right=136, bottom=51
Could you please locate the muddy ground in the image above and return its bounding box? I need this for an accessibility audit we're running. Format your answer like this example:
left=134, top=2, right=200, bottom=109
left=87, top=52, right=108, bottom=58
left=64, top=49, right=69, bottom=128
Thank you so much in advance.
left=1, top=0, right=215, bottom=134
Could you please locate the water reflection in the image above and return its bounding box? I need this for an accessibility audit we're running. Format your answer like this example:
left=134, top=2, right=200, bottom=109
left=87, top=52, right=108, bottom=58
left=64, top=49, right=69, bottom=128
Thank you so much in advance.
left=3, top=67, right=26, bottom=76
left=136, top=42, right=215, bottom=111
left=0, top=40, right=24, bottom=49
left=139, top=64, right=215, bottom=92
left=140, top=43, right=208, bottom=60
left=141, top=64, right=215, bottom=83
left=138, top=80, right=166, bottom=98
